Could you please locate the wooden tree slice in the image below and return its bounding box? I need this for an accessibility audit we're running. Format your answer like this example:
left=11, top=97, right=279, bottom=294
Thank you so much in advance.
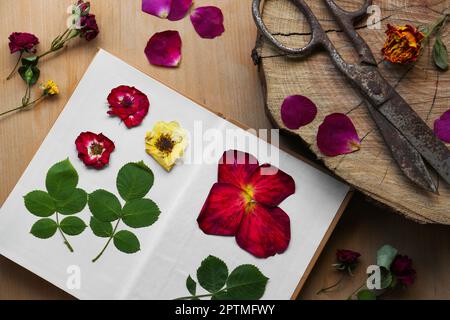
left=254, top=0, right=450, bottom=224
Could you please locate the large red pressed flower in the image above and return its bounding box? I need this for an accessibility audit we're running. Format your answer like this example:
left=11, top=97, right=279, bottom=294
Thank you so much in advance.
left=75, top=132, right=115, bottom=169
left=107, top=85, right=150, bottom=128
left=197, top=150, right=295, bottom=258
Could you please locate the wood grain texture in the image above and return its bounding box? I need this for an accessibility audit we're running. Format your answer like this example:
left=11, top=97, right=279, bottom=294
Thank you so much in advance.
left=254, top=0, right=450, bottom=224
left=0, top=0, right=449, bottom=300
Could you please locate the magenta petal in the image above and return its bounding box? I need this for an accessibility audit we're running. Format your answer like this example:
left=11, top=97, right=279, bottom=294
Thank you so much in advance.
left=190, top=6, right=225, bottom=39
left=142, top=0, right=171, bottom=18
left=145, top=30, right=182, bottom=68
left=434, top=109, right=450, bottom=143
left=281, top=95, right=317, bottom=129
left=317, top=113, right=361, bottom=157
left=168, top=0, right=192, bottom=21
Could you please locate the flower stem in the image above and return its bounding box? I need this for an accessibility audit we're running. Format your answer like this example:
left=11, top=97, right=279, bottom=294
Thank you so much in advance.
left=6, top=51, right=23, bottom=80
left=92, top=219, right=121, bottom=263
left=0, top=94, right=46, bottom=117
left=316, top=273, right=346, bottom=295
left=39, top=28, right=79, bottom=59
left=56, top=212, right=74, bottom=253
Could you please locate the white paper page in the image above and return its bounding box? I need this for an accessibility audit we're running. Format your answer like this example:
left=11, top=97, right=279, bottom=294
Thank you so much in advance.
left=0, top=50, right=349, bottom=300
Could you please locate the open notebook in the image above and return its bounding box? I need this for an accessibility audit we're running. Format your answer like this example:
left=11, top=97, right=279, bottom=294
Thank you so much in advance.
left=0, top=50, right=350, bottom=300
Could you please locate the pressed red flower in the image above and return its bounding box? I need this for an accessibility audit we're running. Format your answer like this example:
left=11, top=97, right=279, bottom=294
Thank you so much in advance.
left=281, top=95, right=317, bottom=130
left=75, top=132, right=115, bottom=169
left=434, top=109, right=450, bottom=143
left=190, top=6, right=225, bottom=39
left=142, top=0, right=192, bottom=21
left=107, top=85, right=150, bottom=128
left=391, top=254, right=416, bottom=286
left=197, top=150, right=295, bottom=259
left=317, top=113, right=361, bottom=157
left=8, top=32, right=39, bottom=54
left=145, top=30, right=182, bottom=68
left=80, top=14, right=99, bottom=41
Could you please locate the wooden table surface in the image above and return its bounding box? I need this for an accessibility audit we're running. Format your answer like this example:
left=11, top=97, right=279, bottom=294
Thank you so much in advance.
left=0, top=0, right=449, bottom=300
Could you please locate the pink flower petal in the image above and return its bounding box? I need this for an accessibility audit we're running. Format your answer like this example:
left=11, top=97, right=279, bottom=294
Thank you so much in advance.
left=167, top=0, right=193, bottom=21
left=190, top=6, right=225, bottom=39
left=281, top=95, right=317, bottom=129
left=142, top=0, right=171, bottom=18
left=317, top=113, right=361, bottom=157
left=434, top=109, right=450, bottom=143
left=145, top=30, right=182, bottom=68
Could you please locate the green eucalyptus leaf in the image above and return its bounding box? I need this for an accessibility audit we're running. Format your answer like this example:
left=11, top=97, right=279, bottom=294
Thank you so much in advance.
left=60, top=216, right=86, bottom=236
left=433, top=37, right=449, bottom=71
left=121, top=198, right=160, bottom=228
left=89, top=216, right=113, bottom=238
left=357, top=289, right=377, bottom=300
left=24, top=190, right=56, bottom=217
left=56, top=188, right=87, bottom=215
left=88, top=189, right=121, bottom=222
left=113, top=230, right=140, bottom=254
left=377, top=245, right=398, bottom=269
left=226, top=265, right=269, bottom=300
left=45, top=159, right=79, bottom=201
left=186, top=275, right=197, bottom=296
left=197, top=255, right=228, bottom=293
left=30, top=218, right=58, bottom=239
left=116, top=162, right=154, bottom=202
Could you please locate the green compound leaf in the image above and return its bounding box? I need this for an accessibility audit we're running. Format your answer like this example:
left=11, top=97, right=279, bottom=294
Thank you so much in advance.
left=225, top=265, right=269, bottom=300
left=121, top=198, right=160, bottom=228
left=116, top=162, right=154, bottom=202
left=88, top=189, right=122, bottom=222
left=186, top=275, right=197, bottom=296
left=433, top=37, right=449, bottom=71
left=377, top=245, right=398, bottom=270
left=24, top=190, right=56, bottom=217
left=46, top=159, right=79, bottom=201
left=56, top=188, right=87, bottom=215
left=197, top=255, right=229, bottom=293
left=90, top=217, right=113, bottom=238
left=30, top=218, right=58, bottom=239
left=60, top=216, right=87, bottom=236
left=113, top=230, right=140, bottom=254
left=357, top=289, right=377, bottom=300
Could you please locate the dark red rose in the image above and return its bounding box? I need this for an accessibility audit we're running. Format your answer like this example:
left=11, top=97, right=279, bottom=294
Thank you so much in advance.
left=80, top=14, right=99, bottom=41
left=75, top=132, right=115, bottom=169
left=107, top=85, right=150, bottom=128
left=77, top=0, right=90, bottom=15
left=336, top=249, right=361, bottom=265
left=8, top=32, right=39, bottom=54
left=391, top=254, right=416, bottom=286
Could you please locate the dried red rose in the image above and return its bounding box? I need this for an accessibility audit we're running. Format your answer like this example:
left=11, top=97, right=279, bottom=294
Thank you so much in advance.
left=107, top=85, right=150, bottom=128
left=382, top=24, right=424, bottom=64
left=281, top=95, right=317, bottom=130
left=142, top=0, right=192, bottom=21
left=337, top=249, right=361, bottom=265
left=197, top=150, right=295, bottom=259
left=145, top=30, right=182, bottom=68
left=391, top=254, right=416, bottom=286
left=317, top=113, right=361, bottom=157
left=76, top=0, right=90, bottom=15
left=8, top=32, right=39, bottom=54
left=434, top=109, right=450, bottom=143
left=190, top=6, right=225, bottom=39
left=75, top=132, right=115, bottom=169
left=80, top=14, right=99, bottom=41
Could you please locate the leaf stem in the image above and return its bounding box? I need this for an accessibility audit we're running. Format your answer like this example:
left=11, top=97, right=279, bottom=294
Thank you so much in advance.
left=316, top=273, right=346, bottom=295
left=92, top=219, right=121, bottom=263
left=6, top=51, right=23, bottom=80
left=55, top=212, right=74, bottom=253
left=174, top=293, right=216, bottom=301
left=0, top=95, right=46, bottom=117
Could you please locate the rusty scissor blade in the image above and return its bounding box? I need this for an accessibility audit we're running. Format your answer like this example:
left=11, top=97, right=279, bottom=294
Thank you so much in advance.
left=367, top=103, right=438, bottom=193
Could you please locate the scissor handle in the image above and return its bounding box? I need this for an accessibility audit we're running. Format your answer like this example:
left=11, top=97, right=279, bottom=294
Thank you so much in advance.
left=252, top=0, right=328, bottom=57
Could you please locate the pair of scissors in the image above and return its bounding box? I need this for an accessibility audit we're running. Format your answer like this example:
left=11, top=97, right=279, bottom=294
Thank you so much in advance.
left=253, top=0, right=450, bottom=193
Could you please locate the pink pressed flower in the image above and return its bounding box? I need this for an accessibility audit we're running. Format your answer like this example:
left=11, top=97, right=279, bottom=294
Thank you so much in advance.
left=317, top=113, right=361, bottom=157
left=434, top=109, right=450, bottom=143
left=75, top=132, right=115, bottom=169
left=281, top=95, right=317, bottom=130
left=145, top=30, right=182, bottom=68
left=142, top=0, right=192, bottom=21
left=190, top=6, right=225, bottom=39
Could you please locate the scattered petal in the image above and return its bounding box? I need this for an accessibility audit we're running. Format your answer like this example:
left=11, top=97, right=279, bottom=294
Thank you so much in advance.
left=75, top=132, right=115, bottom=169
left=190, top=6, right=225, bottom=39
left=145, top=30, right=182, bottom=68
left=218, top=150, right=259, bottom=189
left=281, top=95, right=317, bottom=130
left=142, top=0, right=171, bottom=18
left=317, top=113, right=361, bottom=157
left=107, top=85, right=150, bottom=128
left=168, top=0, right=193, bottom=21
left=434, top=109, right=450, bottom=143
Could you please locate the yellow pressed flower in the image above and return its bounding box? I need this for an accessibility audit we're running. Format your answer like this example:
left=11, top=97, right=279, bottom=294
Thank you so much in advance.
left=145, top=121, right=188, bottom=172
left=41, top=80, right=60, bottom=96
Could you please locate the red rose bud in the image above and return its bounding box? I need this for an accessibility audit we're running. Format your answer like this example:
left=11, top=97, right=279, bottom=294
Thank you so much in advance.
left=391, top=254, right=416, bottom=286
left=8, top=32, right=39, bottom=54
left=336, top=249, right=361, bottom=265
left=145, top=30, right=182, bottom=68
left=190, top=6, right=225, bottom=39
left=77, top=0, right=90, bottom=15
left=80, top=14, right=99, bottom=41
left=434, top=109, right=450, bottom=143
left=107, top=85, right=150, bottom=128
left=75, top=132, right=115, bottom=169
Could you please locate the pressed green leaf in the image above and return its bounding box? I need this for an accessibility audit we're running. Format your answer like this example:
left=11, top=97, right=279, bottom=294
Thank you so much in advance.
left=88, top=189, right=121, bottom=222
left=121, top=198, right=160, bottom=228
left=45, top=159, right=79, bottom=201
left=433, top=37, right=449, bottom=71
left=60, top=216, right=87, bottom=236
left=56, top=188, right=87, bottom=215
left=90, top=216, right=113, bottom=238
left=377, top=245, right=398, bottom=269
left=116, top=162, right=154, bottom=202
left=380, top=268, right=393, bottom=289
left=357, top=289, right=377, bottom=300
left=30, top=218, right=58, bottom=239
left=24, top=190, right=56, bottom=217
left=211, top=292, right=233, bottom=300
left=186, top=275, right=197, bottom=296
left=197, top=255, right=228, bottom=293
left=226, top=265, right=269, bottom=300
left=113, top=230, right=140, bottom=254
